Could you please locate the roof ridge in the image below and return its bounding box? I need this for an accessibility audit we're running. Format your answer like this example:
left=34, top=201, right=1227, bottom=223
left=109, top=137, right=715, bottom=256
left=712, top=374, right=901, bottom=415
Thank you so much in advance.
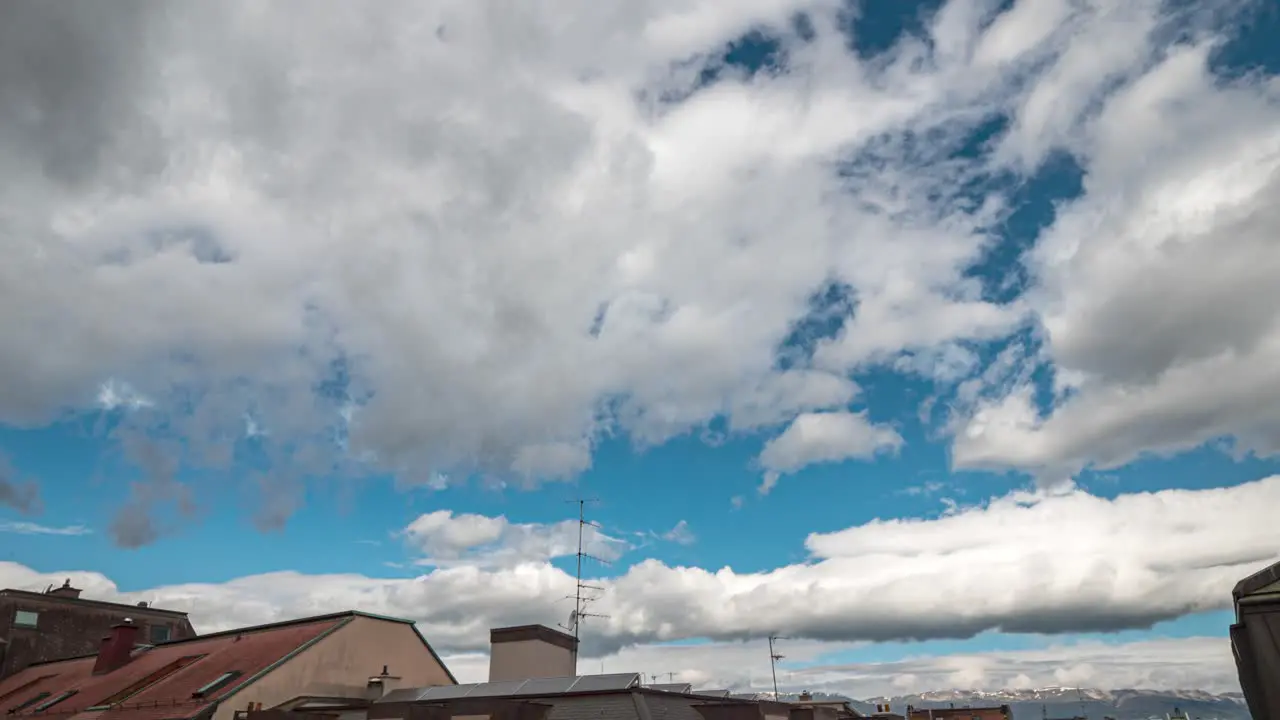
left=24, top=610, right=413, bottom=668
left=0, top=588, right=190, bottom=617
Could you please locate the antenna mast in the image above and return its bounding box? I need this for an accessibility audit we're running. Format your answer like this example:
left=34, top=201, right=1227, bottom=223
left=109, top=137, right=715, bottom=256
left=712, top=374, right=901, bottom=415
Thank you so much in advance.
left=768, top=635, right=784, bottom=700
left=560, top=498, right=610, bottom=673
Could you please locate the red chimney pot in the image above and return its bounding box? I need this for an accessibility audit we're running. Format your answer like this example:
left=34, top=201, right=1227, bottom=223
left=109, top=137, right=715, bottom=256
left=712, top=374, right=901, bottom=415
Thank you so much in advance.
left=93, top=619, right=140, bottom=675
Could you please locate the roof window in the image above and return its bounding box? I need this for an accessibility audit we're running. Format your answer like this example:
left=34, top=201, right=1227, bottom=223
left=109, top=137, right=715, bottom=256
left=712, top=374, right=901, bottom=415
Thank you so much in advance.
left=9, top=692, right=51, bottom=712
left=33, top=690, right=77, bottom=712
left=191, top=671, right=242, bottom=698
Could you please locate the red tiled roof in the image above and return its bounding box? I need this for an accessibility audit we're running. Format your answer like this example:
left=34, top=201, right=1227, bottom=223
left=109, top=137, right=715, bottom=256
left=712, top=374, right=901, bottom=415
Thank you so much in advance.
left=0, top=613, right=352, bottom=720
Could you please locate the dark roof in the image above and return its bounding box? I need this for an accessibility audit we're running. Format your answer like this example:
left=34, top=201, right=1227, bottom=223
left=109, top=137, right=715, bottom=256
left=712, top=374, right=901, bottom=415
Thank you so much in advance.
left=0, top=588, right=191, bottom=618
left=376, top=685, right=779, bottom=720
left=490, top=624, right=579, bottom=651
left=380, top=673, right=643, bottom=703
left=1234, top=558, right=1280, bottom=600
left=0, top=609, right=455, bottom=720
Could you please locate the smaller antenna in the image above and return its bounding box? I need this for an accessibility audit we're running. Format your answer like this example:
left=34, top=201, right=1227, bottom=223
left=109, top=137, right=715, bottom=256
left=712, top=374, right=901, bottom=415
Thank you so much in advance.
left=768, top=635, right=785, bottom=700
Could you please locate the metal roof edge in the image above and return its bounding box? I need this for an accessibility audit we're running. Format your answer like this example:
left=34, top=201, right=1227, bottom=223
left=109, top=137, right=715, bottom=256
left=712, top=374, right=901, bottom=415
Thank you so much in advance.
left=22, top=611, right=370, bottom=669
left=406, top=621, right=459, bottom=685
left=1233, top=558, right=1280, bottom=599
left=343, top=610, right=420, bottom=626
left=0, top=588, right=192, bottom=617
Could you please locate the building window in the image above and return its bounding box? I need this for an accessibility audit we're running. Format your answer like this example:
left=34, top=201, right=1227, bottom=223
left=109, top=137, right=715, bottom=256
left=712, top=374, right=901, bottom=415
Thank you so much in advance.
left=150, top=625, right=171, bottom=643
left=192, top=671, right=242, bottom=698
left=13, top=610, right=38, bottom=628
left=34, top=690, right=77, bottom=712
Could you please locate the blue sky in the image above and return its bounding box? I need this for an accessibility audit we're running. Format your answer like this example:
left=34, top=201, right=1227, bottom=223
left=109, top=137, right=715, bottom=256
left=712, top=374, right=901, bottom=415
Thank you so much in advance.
left=2, top=0, right=1280, bottom=699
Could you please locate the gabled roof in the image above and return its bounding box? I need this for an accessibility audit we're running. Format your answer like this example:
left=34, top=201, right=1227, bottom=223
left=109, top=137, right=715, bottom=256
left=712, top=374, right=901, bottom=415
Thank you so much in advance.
left=0, top=612, right=357, bottom=720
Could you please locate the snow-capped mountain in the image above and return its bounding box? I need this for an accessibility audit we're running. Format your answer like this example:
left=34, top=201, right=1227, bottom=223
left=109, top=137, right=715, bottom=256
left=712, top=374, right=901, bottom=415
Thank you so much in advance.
left=851, top=688, right=1249, bottom=720
left=733, top=687, right=1248, bottom=720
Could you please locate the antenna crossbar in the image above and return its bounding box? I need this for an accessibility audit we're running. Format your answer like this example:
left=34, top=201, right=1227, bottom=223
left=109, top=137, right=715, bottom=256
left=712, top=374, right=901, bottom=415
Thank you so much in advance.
left=559, top=497, right=611, bottom=674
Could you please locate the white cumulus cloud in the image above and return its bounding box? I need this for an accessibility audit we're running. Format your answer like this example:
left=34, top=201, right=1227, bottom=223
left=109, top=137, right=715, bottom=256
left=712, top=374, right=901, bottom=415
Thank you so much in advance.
left=2, top=477, right=1272, bottom=663
left=401, top=510, right=630, bottom=569
left=758, top=411, right=903, bottom=493
left=5, top=0, right=1260, bottom=535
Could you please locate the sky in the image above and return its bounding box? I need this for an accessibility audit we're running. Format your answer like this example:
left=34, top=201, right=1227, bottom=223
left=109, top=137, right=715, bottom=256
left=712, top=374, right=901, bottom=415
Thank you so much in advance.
left=1, top=0, right=1279, bottom=700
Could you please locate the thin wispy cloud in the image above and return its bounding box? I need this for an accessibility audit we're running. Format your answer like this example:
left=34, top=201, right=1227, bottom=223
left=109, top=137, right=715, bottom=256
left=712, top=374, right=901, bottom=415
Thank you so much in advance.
left=0, top=520, right=92, bottom=536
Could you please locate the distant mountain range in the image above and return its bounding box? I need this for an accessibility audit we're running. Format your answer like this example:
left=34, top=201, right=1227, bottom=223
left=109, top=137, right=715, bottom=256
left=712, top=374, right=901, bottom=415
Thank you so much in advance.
left=762, top=689, right=1250, bottom=720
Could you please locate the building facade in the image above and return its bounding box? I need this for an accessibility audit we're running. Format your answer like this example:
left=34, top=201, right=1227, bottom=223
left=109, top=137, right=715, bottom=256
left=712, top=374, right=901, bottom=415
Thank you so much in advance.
left=0, top=581, right=197, bottom=679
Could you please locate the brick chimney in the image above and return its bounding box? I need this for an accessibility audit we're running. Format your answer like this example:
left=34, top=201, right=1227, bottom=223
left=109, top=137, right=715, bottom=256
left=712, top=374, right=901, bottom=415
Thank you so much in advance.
left=93, top=619, right=140, bottom=675
left=47, top=578, right=82, bottom=599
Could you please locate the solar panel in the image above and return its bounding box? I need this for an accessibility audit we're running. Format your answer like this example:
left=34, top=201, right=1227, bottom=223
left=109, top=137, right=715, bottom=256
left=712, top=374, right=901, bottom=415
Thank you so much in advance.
left=377, top=673, right=643, bottom=705
left=515, top=676, right=581, bottom=696
left=565, top=673, right=642, bottom=692
left=693, top=689, right=732, bottom=698
left=650, top=683, right=693, bottom=694
left=468, top=680, right=531, bottom=698
left=419, top=684, right=480, bottom=700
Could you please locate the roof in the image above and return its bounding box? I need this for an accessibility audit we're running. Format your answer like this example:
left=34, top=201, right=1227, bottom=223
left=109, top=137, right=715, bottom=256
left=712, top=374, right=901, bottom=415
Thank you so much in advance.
left=0, top=613, right=355, bottom=720
left=1234, top=558, right=1280, bottom=601
left=0, top=588, right=191, bottom=618
left=380, top=673, right=644, bottom=703
left=375, top=681, right=781, bottom=720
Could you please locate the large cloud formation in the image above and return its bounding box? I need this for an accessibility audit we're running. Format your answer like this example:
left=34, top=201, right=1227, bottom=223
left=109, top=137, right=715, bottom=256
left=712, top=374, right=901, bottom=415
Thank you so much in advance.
left=3, top=477, right=1275, bottom=665
left=439, top=636, right=1242, bottom=697
left=6, top=0, right=1275, bottom=535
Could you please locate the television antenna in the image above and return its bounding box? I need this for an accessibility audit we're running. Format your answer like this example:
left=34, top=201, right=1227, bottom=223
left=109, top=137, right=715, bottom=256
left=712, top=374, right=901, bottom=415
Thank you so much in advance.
left=768, top=635, right=785, bottom=700
left=559, top=498, right=610, bottom=672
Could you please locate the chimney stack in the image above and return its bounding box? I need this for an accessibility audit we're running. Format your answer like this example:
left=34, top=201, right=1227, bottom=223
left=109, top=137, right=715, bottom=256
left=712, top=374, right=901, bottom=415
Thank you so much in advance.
left=365, top=665, right=401, bottom=700
left=93, top=619, right=140, bottom=675
left=47, top=578, right=82, bottom=600
left=488, top=625, right=578, bottom=682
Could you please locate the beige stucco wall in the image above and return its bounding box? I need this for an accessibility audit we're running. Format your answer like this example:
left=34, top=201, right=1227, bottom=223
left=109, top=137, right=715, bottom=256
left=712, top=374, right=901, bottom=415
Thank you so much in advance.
left=489, top=639, right=575, bottom=682
left=211, top=616, right=454, bottom=720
